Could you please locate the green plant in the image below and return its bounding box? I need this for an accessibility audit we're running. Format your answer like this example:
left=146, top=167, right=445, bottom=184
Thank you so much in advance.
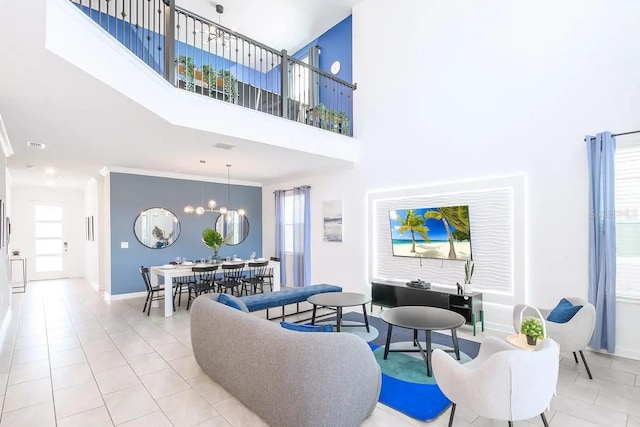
left=201, top=227, right=231, bottom=257
left=202, top=66, right=238, bottom=101
left=520, top=317, right=544, bottom=340
left=177, top=56, right=195, bottom=92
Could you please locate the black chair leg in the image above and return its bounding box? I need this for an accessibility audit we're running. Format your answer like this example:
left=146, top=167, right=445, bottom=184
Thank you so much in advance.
left=186, top=289, right=192, bottom=311
left=541, top=412, right=549, bottom=427
left=143, top=292, right=150, bottom=313
left=508, top=422, right=513, bottom=427
left=573, top=351, right=579, bottom=364
left=147, top=292, right=153, bottom=316
left=448, top=403, right=456, bottom=427
left=579, top=350, right=593, bottom=379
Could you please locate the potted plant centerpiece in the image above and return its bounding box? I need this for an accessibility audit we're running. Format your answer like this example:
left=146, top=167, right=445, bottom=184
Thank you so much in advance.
left=520, top=317, right=544, bottom=346
left=202, top=227, right=231, bottom=261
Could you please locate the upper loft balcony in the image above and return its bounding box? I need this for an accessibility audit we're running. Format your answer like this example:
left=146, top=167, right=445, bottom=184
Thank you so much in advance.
left=70, top=0, right=356, bottom=137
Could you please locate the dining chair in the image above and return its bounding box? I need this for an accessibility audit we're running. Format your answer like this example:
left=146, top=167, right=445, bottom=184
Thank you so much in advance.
left=140, top=266, right=170, bottom=316
left=169, top=261, right=196, bottom=308
left=186, top=266, right=218, bottom=310
left=217, top=263, right=246, bottom=296
left=242, top=261, right=269, bottom=294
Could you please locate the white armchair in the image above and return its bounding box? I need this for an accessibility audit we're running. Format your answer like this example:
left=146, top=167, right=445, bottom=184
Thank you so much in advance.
left=432, top=336, right=559, bottom=427
left=513, top=298, right=596, bottom=379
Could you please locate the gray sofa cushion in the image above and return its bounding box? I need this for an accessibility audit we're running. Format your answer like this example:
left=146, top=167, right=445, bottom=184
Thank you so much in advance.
left=191, top=295, right=381, bottom=427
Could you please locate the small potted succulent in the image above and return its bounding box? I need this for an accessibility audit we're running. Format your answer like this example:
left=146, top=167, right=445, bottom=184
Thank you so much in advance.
left=520, top=317, right=544, bottom=345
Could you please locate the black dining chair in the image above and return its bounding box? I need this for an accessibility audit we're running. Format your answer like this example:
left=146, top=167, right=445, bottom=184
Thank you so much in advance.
left=169, top=261, right=196, bottom=308
left=216, top=263, right=246, bottom=296
left=186, top=265, right=218, bottom=310
left=255, top=257, right=278, bottom=292
left=242, top=261, right=270, bottom=294
left=140, top=266, right=170, bottom=316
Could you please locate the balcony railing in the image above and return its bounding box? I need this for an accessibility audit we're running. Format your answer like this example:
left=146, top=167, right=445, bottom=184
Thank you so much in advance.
left=70, top=0, right=356, bottom=136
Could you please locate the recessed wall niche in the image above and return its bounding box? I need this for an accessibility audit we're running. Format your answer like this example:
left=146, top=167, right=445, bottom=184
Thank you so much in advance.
left=368, top=175, right=525, bottom=305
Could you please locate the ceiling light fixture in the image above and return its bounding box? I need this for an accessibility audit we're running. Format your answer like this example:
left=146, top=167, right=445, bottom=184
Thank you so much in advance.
left=184, top=164, right=245, bottom=216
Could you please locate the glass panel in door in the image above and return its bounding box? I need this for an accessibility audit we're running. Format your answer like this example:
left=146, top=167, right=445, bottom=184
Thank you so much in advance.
left=34, top=205, right=64, bottom=275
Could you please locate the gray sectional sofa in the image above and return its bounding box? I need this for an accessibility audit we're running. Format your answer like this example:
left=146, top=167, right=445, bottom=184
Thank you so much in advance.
left=190, top=294, right=382, bottom=427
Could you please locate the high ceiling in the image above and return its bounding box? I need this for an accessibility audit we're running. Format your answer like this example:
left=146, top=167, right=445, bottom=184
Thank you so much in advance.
left=176, top=0, right=360, bottom=54
left=0, top=0, right=358, bottom=188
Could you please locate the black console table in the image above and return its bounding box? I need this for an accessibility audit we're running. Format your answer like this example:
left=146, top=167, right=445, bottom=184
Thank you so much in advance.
left=371, top=280, right=484, bottom=335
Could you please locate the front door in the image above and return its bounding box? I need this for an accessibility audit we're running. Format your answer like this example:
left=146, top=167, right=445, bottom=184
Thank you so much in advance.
left=32, top=203, right=68, bottom=280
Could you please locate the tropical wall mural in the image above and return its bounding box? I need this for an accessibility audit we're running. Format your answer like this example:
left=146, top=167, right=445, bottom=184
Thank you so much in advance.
left=388, top=205, right=472, bottom=260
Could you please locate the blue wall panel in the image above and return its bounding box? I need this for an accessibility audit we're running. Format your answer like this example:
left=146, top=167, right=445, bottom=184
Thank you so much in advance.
left=109, top=173, right=262, bottom=295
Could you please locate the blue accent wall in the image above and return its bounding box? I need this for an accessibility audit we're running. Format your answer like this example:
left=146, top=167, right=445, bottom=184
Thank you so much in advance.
left=109, top=173, right=262, bottom=295
left=293, top=15, right=352, bottom=83
left=77, top=5, right=273, bottom=90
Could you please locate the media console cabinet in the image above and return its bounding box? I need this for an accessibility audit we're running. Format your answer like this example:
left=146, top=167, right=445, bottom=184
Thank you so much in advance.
left=371, top=280, right=485, bottom=335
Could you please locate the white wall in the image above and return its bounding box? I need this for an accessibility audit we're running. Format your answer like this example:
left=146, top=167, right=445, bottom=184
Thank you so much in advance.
left=264, top=0, right=640, bottom=358
left=84, top=178, right=99, bottom=289
left=11, top=185, right=85, bottom=280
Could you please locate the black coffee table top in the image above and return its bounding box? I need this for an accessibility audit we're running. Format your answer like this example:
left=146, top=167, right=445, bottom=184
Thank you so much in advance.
left=380, top=306, right=465, bottom=330
left=307, top=292, right=371, bottom=307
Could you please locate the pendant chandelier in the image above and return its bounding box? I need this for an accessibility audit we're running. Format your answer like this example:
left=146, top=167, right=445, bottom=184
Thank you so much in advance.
left=184, top=164, right=245, bottom=216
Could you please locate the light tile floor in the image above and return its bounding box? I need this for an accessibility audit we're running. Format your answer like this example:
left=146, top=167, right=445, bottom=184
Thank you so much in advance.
left=0, top=278, right=639, bottom=426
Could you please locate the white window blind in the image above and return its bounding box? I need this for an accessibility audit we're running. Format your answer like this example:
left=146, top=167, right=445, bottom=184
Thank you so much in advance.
left=615, top=145, right=640, bottom=298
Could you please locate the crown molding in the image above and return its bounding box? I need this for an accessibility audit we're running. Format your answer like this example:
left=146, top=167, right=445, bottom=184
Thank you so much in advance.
left=0, top=115, right=14, bottom=158
left=99, top=166, right=263, bottom=187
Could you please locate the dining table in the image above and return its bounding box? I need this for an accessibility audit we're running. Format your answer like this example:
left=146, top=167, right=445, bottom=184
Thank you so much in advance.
left=149, top=259, right=281, bottom=317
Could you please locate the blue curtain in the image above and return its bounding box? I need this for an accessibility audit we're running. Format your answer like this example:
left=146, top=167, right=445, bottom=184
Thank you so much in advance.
left=274, top=190, right=287, bottom=285
left=292, top=186, right=311, bottom=287
left=586, top=132, right=617, bottom=353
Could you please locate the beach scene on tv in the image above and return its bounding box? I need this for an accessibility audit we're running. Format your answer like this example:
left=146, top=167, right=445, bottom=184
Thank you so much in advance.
left=388, top=205, right=472, bottom=260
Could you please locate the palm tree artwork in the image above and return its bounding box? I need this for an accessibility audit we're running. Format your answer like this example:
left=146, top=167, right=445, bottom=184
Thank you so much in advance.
left=397, top=209, right=430, bottom=253
left=424, top=206, right=470, bottom=259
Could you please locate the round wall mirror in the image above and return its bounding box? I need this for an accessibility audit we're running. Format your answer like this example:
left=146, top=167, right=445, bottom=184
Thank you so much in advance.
left=215, top=210, right=250, bottom=245
left=134, top=207, right=181, bottom=249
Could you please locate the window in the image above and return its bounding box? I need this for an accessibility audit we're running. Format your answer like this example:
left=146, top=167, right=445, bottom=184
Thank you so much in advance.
left=290, top=55, right=310, bottom=104
left=284, top=193, right=294, bottom=253
left=615, top=145, right=640, bottom=298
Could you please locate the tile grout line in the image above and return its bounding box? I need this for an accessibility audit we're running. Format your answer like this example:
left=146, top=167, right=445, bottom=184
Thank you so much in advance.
left=0, top=294, right=25, bottom=424
left=52, top=292, right=117, bottom=426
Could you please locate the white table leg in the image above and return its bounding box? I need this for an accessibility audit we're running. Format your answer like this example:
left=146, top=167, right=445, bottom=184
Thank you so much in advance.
left=164, top=274, right=174, bottom=317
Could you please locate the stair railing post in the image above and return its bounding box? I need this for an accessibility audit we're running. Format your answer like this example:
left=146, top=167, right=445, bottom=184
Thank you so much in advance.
left=280, top=49, right=288, bottom=119
left=163, top=0, right=176, bottom=85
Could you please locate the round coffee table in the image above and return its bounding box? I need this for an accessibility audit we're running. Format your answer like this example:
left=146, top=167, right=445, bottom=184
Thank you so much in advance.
left=380, top=306, right=466, bottom=377
left=308, top=292, right=371, bottom=332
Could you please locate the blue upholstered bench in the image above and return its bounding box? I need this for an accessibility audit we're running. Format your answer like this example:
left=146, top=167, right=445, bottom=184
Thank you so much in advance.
left=239, top=284, right=342, bottom=320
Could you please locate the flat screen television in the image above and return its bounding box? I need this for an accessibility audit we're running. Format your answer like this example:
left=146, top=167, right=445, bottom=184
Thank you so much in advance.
left=388, top=205, right=472, bottom=260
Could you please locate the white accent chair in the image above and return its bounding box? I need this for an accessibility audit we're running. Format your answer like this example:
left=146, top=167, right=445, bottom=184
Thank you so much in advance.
left=432, top=336, right=559, bottom=427
left=513, top=298, right=596, bottom=379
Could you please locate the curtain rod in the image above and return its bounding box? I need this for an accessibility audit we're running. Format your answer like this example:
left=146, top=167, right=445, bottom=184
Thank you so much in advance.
left=273, top=186, right=311, bottom=194
left=584, top=130, right=640, bottom=141
left=612, top=130, right=640, bottom=137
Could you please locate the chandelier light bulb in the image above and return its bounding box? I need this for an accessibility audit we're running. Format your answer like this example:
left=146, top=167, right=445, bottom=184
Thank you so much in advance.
left=238, top=208, right=246, bottom=216
left=195, top=206, right=205, bottom=215
left=208, top=200, right=217, bottom=209
left=184, top=206, right=194, bottom=214
left=219, top=207, right=228, bottom=214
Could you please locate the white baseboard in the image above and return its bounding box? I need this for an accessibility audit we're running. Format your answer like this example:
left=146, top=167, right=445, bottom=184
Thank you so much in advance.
left=108, top=291, right=147, bottom=301
left=589, top=346, right=640, bottom=361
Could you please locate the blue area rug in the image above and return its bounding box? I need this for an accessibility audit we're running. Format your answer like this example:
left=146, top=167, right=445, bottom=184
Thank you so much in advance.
left=321, top=312, right=480, bottom=422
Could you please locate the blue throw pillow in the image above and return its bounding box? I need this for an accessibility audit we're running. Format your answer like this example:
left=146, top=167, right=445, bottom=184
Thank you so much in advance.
left=547, top=298, right=583, bottom=323
left=280, top=322, right=333, bottom=332
left=218, top=294, right=244, bottom=311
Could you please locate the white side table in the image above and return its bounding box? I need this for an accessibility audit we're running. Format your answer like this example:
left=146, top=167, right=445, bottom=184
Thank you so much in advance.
left=10, top=257, right=27, bottom=293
